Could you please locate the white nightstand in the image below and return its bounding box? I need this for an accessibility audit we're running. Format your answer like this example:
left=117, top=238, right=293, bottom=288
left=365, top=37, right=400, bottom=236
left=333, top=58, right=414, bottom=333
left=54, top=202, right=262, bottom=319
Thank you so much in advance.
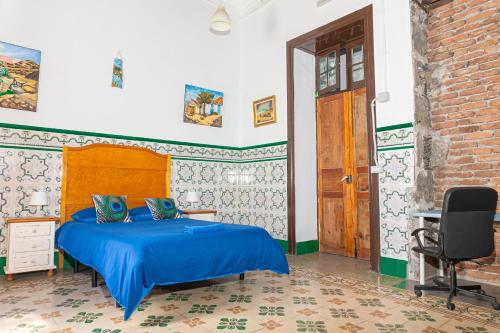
left=4, top=216, right=58, bottom=281
left=182, top=210, right=217, bottom=222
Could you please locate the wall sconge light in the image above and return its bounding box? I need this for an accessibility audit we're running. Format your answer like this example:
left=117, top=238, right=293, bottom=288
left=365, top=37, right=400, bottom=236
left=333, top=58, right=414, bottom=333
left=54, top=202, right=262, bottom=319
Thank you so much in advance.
left=186, top=190, right=200, bottom=209
left=29, top=191, right=49, bottom=215
left=210, top=4, right=231, bottom=33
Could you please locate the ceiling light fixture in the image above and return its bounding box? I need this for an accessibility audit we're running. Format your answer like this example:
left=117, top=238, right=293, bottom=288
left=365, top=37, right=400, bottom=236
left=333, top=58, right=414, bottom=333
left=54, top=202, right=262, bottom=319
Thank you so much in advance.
left=210, top=4, right=231, bottom=33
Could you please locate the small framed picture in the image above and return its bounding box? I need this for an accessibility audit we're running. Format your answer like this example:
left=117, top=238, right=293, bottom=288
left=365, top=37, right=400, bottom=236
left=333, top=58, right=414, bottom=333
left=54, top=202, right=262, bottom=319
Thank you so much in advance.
left=253, top=95, right=276, bottom=127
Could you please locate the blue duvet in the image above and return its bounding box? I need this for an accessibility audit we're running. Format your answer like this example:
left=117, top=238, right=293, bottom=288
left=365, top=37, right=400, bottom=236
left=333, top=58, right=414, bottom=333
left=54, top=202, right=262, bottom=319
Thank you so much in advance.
left=55, top=218, right=289, bottom=319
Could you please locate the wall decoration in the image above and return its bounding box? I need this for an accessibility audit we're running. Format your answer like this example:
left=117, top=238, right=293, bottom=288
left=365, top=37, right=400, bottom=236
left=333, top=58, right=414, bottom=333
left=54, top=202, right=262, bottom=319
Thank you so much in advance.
left=253, top=95, right=277, bottom=127
left=111, top=52, right=123, bottom=89
left=183, top=84, right=223, bottom=127
left=0, top=41, right=41, bottom=112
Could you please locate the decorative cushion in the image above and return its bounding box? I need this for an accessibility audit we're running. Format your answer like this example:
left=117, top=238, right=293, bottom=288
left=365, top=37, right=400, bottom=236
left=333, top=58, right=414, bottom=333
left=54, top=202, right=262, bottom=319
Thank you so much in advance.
left=72, top=207, right=96, bottom=222
left=129, top=206, right=153, bottom=222
left=92, top=194, right=131, bottom=223
left=144, top=198, right=178, bottom=220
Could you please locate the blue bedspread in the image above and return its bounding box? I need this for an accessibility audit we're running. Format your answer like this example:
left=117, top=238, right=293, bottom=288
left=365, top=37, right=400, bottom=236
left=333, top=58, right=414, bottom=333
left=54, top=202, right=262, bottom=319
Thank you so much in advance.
left=55, top=219, right=289, bottom=319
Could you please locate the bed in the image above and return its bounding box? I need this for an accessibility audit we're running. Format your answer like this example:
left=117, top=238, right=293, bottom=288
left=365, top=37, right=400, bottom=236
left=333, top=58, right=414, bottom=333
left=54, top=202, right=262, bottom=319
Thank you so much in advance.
left=55, top=144, right=289, bottom=320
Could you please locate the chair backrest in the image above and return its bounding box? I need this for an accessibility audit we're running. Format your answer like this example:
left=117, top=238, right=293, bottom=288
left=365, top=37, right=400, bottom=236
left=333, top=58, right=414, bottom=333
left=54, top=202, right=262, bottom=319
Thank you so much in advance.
left=440, top=187, right=497, bottom=260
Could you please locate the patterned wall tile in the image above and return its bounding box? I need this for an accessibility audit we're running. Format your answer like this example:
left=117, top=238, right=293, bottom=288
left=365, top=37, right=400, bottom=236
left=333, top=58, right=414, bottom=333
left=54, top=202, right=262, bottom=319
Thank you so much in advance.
left=376, top=124, right=414, bottom=148
left=377, top=125, right=415, bottom=264
left=0, top=124, right=288, bottom=257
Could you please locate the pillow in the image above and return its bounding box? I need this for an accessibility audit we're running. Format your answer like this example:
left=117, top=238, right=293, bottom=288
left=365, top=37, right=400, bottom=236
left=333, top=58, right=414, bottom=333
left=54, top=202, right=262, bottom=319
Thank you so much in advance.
left=71, top=207, right=96, bottom=222
left=129, top=206, right=153, bottom=222
left=144, top=198, right=178, bottom=220
left=92, top=194, right=132, bottom=223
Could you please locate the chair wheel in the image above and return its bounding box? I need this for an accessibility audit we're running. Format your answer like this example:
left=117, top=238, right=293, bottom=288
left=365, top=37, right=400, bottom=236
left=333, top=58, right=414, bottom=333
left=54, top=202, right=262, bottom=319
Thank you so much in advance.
left=447, top=302, right=455, bottom=310
left=492, top=301, right=500, bottom=310
left=415, top=290, right=422, bottom=297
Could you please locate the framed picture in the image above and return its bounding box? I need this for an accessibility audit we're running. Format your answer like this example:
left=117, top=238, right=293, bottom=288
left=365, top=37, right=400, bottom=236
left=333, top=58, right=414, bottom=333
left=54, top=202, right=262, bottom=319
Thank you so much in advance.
left=253, top=95, right=276, bottom=127
left=0, top=41, right=41, bottom=112
left=183, top=84, right=223, bottom=128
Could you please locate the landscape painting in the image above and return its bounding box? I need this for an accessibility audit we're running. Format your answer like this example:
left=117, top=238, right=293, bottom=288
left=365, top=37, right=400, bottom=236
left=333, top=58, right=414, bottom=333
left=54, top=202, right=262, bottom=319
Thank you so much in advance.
left=184, top=84, right=223, bottom=127
left=0, top=41, right=41, bottom=112
left=253, top=95, right=276, bottom=127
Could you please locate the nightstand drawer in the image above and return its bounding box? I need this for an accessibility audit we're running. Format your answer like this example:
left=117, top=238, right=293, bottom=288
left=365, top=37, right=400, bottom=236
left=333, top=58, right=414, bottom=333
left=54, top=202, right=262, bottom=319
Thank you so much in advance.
left=16, top=239, right=51, bottom=253
left=14, top=253, right=50, bottom=269
left=14, top=224, right=51, bottom=238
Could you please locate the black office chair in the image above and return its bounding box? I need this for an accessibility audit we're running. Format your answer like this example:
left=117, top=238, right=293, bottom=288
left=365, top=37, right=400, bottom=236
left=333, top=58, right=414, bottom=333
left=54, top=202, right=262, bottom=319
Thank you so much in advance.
left=412, top=187, right=500, bottom=310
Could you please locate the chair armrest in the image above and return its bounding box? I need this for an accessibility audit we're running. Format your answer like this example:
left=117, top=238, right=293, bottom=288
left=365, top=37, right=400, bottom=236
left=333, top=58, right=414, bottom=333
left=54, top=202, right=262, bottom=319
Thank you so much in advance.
left=411, top=227, right=444, bottom=256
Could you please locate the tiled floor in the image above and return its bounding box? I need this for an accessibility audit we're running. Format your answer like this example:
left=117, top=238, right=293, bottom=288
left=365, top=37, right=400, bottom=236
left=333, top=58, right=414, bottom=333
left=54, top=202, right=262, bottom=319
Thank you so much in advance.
left=0, top=253, right=499, bottom=332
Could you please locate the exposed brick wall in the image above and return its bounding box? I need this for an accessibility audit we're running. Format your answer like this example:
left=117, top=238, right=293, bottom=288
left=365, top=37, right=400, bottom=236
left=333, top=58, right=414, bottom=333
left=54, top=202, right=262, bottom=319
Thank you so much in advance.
left=428, top=0, right=500, bottom=284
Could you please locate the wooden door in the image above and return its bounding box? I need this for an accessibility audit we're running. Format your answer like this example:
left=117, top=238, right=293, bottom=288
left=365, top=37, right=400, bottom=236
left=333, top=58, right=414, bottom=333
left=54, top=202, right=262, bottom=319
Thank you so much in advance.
left=317, top=88, right=370, bottom=259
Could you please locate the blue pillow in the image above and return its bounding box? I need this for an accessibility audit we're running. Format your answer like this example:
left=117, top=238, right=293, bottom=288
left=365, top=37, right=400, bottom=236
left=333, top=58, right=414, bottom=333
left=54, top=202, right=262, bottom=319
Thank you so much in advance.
left=129, top=206, right=153, bottom=222
left=71, top=207, right=96, bottom=222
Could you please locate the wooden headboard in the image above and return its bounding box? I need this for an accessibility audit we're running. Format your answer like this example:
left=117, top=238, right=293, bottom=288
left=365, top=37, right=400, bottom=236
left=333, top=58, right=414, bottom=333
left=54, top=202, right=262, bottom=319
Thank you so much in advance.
left=60, top=143, right=171, bottom=224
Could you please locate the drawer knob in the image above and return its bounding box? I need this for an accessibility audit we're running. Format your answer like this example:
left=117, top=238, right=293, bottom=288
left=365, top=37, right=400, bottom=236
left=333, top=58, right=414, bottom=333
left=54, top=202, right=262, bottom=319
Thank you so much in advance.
left=30, top=260, right=35, bottom=264
left=32, top=245, right=37, bottom=249
left=32, top=230, right=37, bottom=233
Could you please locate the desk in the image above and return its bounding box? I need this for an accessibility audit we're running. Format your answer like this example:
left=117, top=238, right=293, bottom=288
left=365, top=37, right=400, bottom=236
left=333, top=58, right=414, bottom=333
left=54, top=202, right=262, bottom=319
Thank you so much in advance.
left=413, top=210, right=500, bottom=284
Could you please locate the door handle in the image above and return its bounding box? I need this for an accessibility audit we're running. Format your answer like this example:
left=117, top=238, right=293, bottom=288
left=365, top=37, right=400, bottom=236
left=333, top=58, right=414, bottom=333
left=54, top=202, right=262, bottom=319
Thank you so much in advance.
left=340, top=175, right=352, bottom=184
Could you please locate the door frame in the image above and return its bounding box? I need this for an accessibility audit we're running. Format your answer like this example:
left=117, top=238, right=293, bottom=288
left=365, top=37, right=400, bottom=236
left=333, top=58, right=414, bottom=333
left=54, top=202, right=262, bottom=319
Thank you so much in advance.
left=286, top=5, right=380, bottom=272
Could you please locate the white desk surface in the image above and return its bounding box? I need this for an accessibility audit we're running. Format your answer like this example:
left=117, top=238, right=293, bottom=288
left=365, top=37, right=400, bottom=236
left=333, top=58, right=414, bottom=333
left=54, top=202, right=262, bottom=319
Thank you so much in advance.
left=413, top=210, right=500, bottom=222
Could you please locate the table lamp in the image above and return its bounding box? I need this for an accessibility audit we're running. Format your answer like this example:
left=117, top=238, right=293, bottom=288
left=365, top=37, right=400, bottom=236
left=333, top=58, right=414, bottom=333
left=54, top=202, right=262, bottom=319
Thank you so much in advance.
left=186, top=190, right=199, bottom=209
left=29, top=191, right=48, bottom=215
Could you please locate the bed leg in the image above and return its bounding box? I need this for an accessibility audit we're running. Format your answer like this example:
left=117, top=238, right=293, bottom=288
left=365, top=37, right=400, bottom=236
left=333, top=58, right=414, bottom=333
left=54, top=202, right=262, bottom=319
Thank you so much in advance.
left=73, top=260, right=79, bottom=273
left=239, top=273, right=245, bottom=281
left=91, top=269, right=98, bottom=288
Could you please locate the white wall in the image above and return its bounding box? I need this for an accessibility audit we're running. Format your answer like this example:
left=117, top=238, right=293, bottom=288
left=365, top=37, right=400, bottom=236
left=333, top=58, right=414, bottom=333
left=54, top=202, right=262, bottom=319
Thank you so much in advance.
left=293, top=49, right=317, bottom=243
left=237, top=0, right=415, bottom=146
left=0, top=0, right=240, bottom=146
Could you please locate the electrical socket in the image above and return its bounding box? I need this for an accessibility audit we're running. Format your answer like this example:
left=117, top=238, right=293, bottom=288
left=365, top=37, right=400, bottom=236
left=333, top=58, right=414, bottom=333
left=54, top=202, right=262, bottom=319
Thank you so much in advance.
left=377, top=91, right=390, bottom=103
left=317, top=0, right=332, bottom=7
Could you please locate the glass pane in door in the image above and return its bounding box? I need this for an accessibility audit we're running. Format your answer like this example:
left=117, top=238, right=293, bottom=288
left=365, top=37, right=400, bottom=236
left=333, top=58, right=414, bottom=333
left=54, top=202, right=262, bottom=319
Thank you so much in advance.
left=319, top=73, right=327, bottom=90
left=319, top=57, right=327, bottom=74
left=352, top=63, right=364, bottom=82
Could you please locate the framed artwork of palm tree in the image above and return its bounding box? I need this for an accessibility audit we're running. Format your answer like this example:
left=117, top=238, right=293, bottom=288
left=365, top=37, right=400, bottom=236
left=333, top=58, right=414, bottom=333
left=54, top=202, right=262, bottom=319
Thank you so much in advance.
left=183, top=84, right=223, bottom=127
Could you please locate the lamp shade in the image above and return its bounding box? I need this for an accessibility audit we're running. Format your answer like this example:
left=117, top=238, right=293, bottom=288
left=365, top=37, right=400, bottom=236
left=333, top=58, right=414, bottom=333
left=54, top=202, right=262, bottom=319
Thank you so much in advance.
left=210, top=4, right=231, bottom=32
left=29, top=191, right=48, bottom=206
left=186, top=191, right=199, bottom=203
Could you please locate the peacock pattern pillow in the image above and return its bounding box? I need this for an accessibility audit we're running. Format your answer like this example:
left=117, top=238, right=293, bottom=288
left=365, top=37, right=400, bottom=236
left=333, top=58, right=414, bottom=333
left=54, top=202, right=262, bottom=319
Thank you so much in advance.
left=144, top=198, right=178, bottom=220
left=92, top=194, right=132, bottom=223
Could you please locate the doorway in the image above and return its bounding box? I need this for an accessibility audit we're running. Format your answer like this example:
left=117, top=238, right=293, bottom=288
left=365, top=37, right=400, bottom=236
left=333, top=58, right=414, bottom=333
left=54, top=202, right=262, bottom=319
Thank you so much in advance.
left=287, top=6, right=379, bottom=271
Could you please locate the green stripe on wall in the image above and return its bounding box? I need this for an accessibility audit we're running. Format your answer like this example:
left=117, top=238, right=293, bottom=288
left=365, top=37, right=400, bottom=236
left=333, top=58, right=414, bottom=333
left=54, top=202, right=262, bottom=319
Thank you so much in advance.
left=377, top=145, right=414, bottom=152
left=0, top=122, right=287, bottom=151
left=380, top=256, right=407, bottom=279
left=275, top=239, right=288, bottom=253
left=296, top=240, right=319, bottom=255
left=0, top=256, right=5, bottom=275
left=0, top=144, right=63, bottom=152
left=376, top=122, right=413, bottom=132
left=0, top=144, right=287, bottom=164
left=171, top=156, right=287, bottom=164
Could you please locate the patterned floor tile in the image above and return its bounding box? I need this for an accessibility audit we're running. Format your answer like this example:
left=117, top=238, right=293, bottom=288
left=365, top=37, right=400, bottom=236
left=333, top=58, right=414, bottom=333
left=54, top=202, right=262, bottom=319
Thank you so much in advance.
left=0, top=262, right=499, bottom=333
